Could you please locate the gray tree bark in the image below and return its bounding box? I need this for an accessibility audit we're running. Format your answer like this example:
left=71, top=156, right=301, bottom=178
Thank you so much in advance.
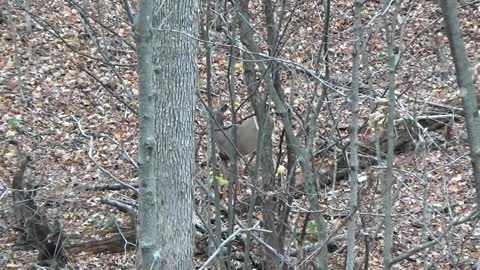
left=345, top=0, right=362, bottom=269
left=135, top=1, right=198, bottom=269
left=382, top=0, right=401, bottom=269
left=24, top=0, right=32, bottom=34
left=439, top=0, right=480, bottom=214
left=135, top=0, right=155, bottom=267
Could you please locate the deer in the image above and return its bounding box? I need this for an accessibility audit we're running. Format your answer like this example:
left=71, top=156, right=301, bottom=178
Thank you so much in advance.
left=212, top=103, right=270, bottom=176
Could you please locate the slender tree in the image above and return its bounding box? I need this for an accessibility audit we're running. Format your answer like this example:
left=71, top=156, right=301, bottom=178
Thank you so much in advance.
left=382, top=0, right=401, bottom=268
left=345, top=0, right=363, bottom=268
left=135, top=1, right=198, bottom=269
left=439, top=0, right=480, bottom=214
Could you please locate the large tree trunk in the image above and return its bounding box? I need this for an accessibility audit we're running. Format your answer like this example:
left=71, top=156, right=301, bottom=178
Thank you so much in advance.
left=135, top=1, right=198, bottom=269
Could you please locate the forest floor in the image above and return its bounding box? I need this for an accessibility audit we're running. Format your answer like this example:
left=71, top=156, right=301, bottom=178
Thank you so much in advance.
left=1, top=0, right=479, bottom=269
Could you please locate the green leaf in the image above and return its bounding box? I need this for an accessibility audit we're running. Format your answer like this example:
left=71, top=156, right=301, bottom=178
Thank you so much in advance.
left=7, top=117, right=22, bottom=131
left=307, top=220, right=317, bottom=235
left=378, top=50, right=386, bottom=59
left=214, top=175, right=229, bottom=186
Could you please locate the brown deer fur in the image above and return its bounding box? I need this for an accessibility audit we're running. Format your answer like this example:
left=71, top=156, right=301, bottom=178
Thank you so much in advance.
left=213, top=116, right=259, bottom=160
left=212, top=104, right=271, bottom=174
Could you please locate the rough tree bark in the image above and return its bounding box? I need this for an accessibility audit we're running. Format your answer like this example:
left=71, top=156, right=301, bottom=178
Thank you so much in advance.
left=135, top=1, right=198, bottom=269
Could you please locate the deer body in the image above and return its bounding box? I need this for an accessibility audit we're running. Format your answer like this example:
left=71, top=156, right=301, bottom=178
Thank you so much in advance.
left=213, top=115, right=260, bottom=160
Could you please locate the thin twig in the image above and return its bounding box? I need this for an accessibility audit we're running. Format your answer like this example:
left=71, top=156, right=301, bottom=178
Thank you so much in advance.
left=72, top=115, right=138, bottom=194
left=198, top=223, right=269, bottom=270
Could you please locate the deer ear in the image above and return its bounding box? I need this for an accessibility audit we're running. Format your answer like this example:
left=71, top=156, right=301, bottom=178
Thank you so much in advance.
left=214, top=103, right=228, bottom=124
left=218, top=103, right=228, bottom=112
